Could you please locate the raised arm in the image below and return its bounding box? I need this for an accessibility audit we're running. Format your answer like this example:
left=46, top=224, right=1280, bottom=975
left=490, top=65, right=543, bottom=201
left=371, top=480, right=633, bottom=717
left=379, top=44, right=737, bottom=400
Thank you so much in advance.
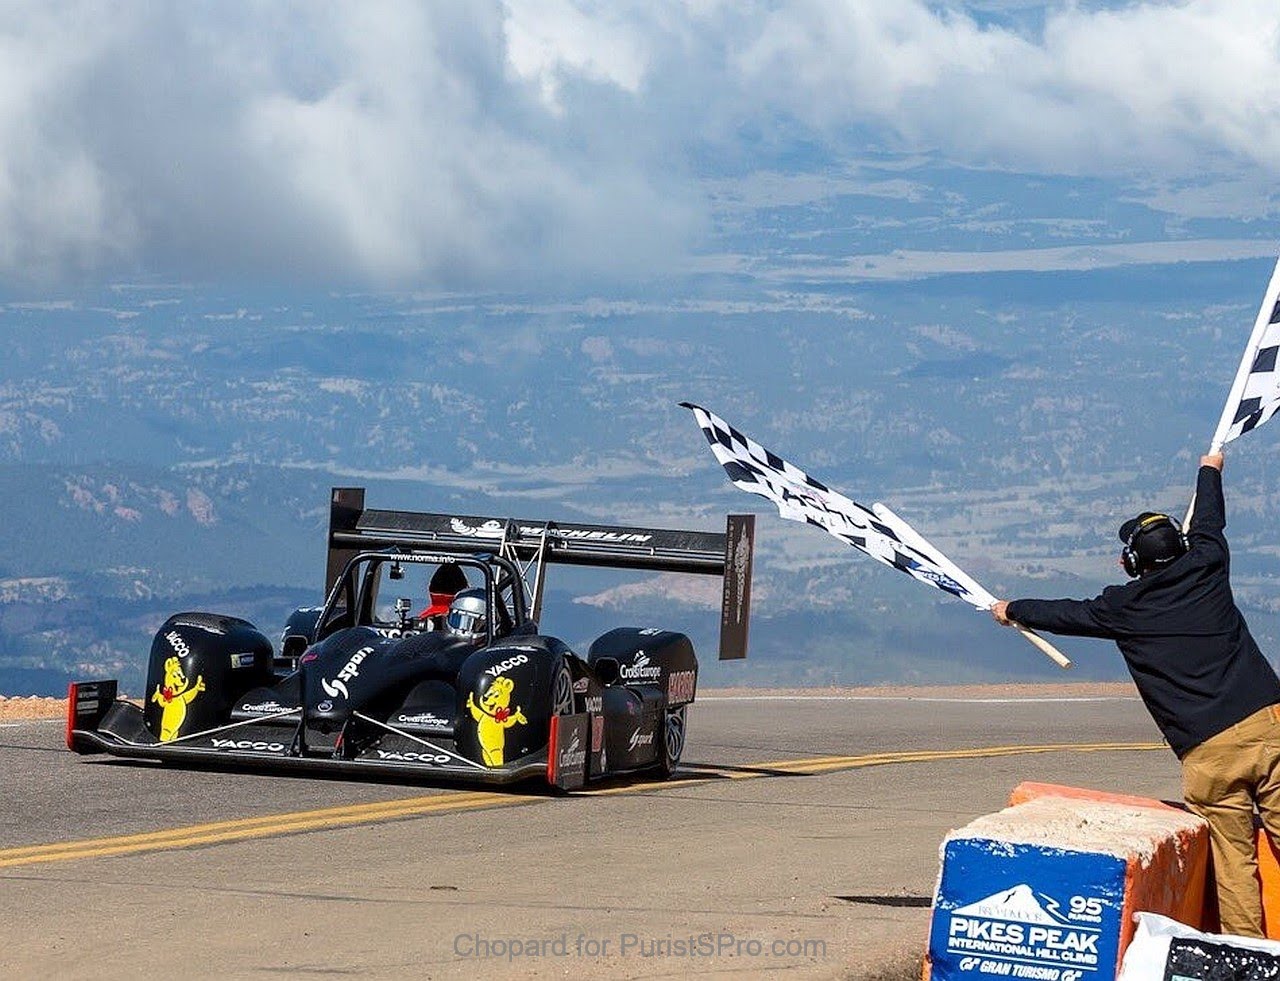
left=1190, top=453, right=1226, bottom=542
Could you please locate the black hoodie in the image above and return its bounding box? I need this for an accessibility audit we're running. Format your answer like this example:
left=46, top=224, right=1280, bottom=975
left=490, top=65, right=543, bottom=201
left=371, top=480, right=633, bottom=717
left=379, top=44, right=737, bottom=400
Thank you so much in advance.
left=1008, top=465, right=1280, bottom=757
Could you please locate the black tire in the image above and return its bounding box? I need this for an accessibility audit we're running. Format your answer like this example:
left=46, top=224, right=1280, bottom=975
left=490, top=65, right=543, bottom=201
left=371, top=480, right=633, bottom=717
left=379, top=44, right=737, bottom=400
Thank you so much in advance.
left=551, top=659, right=575, bottom=717
left=656, top=704, right=686, bottom=779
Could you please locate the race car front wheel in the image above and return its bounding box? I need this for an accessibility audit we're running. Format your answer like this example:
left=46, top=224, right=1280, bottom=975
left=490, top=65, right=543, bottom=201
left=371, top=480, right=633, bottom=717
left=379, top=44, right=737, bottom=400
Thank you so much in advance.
left=656, top=704, right=686, bottom=779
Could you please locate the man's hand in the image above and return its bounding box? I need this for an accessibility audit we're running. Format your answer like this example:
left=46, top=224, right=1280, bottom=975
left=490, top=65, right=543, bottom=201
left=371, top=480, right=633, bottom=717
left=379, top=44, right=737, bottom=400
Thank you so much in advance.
left=1201, top=452, right=1224, bottom=471
left=990, top=600, right=1014, bottom=626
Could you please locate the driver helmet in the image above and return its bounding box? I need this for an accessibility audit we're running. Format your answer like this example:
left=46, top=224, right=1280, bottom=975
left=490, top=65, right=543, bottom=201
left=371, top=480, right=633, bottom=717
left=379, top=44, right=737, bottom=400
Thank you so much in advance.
left=419, top=562, right=469, bottom=625
left=445, top=587, right=488, bottom=642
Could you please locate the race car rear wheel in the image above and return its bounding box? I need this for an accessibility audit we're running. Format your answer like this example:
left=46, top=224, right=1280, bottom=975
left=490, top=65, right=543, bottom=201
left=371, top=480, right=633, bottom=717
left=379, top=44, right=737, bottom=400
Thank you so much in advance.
left=656, top=704, right=686, bottom=779
left=552, top=659, right=574, bottom=717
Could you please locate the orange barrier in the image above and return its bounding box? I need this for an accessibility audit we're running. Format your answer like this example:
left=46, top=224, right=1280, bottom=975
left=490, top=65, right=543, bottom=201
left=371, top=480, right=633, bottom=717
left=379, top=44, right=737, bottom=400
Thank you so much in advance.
left=924, top=786, right=1210, bottom=979
left=1007, top=781, right=1213, bottom=941
left=1261, top=829, right=1280, bottom=938
left=1011, top=783, right=1280, bottom=940
left=1007, top=780, right=1183, bottom=812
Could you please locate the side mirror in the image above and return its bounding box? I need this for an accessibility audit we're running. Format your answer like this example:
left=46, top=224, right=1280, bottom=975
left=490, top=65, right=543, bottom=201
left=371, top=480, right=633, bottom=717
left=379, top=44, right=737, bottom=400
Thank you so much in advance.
left=594, top=657, right=620, bottom=686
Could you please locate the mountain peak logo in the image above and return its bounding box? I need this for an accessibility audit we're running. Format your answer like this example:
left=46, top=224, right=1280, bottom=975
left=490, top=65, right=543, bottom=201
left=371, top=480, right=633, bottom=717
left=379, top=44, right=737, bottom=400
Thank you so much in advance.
left=954, top=884, right=1068, bottom=925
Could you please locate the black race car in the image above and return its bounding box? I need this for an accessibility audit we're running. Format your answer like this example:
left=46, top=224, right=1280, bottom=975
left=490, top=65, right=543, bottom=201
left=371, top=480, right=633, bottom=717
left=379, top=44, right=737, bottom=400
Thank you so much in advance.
left=67, top=488, right=754, bottom=789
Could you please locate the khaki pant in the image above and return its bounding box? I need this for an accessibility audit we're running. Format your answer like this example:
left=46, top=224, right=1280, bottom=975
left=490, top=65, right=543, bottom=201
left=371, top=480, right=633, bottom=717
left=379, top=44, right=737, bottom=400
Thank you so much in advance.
left=1182, top=703, right=1280, bottom=937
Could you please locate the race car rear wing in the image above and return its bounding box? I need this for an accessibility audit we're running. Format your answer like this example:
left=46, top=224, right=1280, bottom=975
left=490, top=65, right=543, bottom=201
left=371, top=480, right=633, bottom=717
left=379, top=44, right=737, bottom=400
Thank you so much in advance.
left=325, top=487, right=755, bottom=659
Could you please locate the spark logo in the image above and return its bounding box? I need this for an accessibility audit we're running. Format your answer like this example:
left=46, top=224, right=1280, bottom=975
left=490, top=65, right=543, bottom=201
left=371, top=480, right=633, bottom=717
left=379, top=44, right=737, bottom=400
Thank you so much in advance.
left=321, top=646, right=373, bottom=700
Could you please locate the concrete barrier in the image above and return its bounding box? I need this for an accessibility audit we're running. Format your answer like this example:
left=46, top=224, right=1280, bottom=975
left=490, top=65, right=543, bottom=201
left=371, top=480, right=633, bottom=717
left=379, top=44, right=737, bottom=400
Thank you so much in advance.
left=924, top=786, right=1209, bottom=980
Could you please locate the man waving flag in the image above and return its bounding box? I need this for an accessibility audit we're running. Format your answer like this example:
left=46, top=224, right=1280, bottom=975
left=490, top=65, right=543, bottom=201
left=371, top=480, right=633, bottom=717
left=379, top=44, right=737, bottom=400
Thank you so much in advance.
left=681, top=402, right=1070, bottom=668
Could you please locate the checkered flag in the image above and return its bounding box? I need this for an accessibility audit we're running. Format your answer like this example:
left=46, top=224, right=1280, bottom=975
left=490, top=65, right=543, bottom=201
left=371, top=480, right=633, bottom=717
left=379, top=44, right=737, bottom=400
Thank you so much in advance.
left=683, top=402, right=990, bottom=608
left=682, top=403, right=1071, bottom=667
left=1209, top=256, right=1280, bottom=449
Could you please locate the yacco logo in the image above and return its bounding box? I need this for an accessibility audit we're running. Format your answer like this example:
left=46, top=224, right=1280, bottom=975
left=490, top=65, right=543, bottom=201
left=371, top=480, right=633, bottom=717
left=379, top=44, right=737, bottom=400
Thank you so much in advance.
left=619, top=652, right=661, bottom=683
left=375, top=749, right=451, bottom=765
left=374, top=626, right=422, bottom=639
left=321, top=646, right=373, bottom=700
left=211, top=738, right=285, bottom=752
left=485, top=653, right=529, bottom=677
left=165, top=631, right=191, bottom=658
left=627, top=727, right=655, bottom=752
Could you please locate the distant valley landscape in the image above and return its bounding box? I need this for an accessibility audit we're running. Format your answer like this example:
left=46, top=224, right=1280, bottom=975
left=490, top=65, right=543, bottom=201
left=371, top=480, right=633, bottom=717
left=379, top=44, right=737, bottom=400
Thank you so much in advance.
left=6, top=193, right=1280, bottom=694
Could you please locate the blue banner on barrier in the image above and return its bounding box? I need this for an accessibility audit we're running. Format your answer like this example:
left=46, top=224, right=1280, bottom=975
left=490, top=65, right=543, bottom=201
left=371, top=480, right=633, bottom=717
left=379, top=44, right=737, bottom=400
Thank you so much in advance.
left=929, top=839, right=1127, bottom=981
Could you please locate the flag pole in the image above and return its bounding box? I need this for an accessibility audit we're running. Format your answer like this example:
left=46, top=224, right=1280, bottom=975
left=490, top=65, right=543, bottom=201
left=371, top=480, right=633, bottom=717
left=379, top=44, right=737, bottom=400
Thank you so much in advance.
left=1185, top=255, right=1280, bottom=529
left=1013, top=626, right=1072, bottom=670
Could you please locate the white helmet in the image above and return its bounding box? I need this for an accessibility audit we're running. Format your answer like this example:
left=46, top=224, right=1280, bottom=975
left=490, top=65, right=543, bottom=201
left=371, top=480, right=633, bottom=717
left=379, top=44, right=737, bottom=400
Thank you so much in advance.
left=445, top=588, right=488, bottom=642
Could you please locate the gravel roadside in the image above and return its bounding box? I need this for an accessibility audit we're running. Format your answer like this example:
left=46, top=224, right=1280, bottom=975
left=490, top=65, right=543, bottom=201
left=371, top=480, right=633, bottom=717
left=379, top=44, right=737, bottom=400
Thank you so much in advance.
left=0, top=680, right=1138, bottom=722
left=0, top=695, right=68, bottom=720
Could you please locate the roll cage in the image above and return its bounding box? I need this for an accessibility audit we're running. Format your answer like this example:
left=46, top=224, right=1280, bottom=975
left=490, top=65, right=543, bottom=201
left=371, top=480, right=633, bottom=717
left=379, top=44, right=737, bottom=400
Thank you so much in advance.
left=315, top=550, right=528, bottom=647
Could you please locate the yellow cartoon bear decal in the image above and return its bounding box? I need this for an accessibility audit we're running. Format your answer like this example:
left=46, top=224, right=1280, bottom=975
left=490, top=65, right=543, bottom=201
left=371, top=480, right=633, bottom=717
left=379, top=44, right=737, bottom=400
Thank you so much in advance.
left=467, top=675, right=527, bottom=766
left=151, top=656, right=206, bottom=742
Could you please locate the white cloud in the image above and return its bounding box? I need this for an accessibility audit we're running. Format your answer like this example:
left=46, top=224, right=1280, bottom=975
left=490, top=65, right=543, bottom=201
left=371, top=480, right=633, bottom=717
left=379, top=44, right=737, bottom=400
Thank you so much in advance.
left=0, top=1, right=700, bottom=287
left=1, top=1, right=1278, bottom=288
left=504, top=0, right=652, bottom=112
left=732, top=1, right=1280, bottom=174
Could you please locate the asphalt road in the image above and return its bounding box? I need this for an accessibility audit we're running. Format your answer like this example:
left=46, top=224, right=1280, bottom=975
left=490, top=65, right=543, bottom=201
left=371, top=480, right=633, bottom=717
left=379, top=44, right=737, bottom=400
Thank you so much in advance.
left=0, top=692, right=1180, bottom=980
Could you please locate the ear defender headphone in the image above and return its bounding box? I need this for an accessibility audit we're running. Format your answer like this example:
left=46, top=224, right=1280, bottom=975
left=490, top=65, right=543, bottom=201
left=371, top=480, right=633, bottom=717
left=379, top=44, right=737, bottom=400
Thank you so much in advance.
left=1121, top=513, right=1188, bottom=578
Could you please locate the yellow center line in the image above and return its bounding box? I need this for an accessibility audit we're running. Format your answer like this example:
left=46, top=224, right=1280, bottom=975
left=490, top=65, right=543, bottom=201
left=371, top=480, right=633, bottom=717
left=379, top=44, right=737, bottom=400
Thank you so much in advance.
left=754, top=741, right=1166, bottom=775
left=567, top=741, right=1165, bottom=795
left=1, top=790, right=513, bottom=859
left=0, top=740, right=1163, bottom=868
left=0, top=792, right=529, bottom=868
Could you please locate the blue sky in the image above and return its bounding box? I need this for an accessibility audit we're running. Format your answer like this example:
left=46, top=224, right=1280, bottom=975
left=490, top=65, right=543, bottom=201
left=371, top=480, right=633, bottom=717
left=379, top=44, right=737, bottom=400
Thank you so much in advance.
left=2, top=0, right=1278, bottom=290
